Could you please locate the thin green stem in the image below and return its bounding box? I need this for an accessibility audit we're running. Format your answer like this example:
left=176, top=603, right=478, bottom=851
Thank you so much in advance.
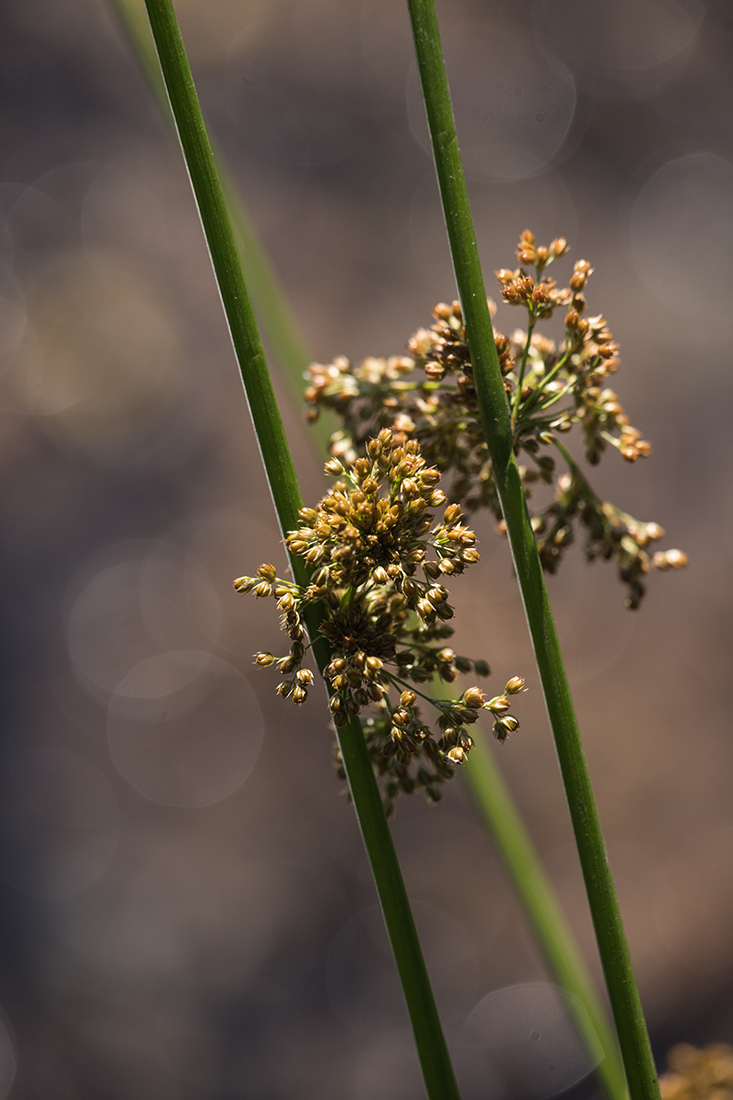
left=512, top=320, right=535, bottom=421
left=515, top=348, right=573, bottom=422
left=141, top=2, right=460, bottom=1095
left=464, top=736, right=627, bottom=1100
left=108, top=0, right=334, bottom=451
left=406, top=3, right=660, bottom=1100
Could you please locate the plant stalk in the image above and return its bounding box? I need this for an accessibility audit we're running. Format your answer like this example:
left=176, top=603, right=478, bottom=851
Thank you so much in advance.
left=124, top=2, right=638, bottom=1092
left=464, top=737, right=627, bottom=1100
left=141, top=1, right=460, bottom=1094
left=108, top=0, right=333, bottom=449
left=406, top=2, right=660, bottom=1099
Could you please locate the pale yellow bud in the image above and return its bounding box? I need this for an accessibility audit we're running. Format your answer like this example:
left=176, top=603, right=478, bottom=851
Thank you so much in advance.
left=505, top=676, right=526, bottom=695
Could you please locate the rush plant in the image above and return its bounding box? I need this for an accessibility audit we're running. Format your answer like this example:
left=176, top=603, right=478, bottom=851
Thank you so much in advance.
left=128, top=0, right=688, bottom=1097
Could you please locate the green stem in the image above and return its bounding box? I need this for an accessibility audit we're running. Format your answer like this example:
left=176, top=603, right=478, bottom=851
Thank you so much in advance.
left=406, top=3, right=660, bottom=1100
left=464, top=736, right=627, bottom=1100
left=519, top=347, right=573, bottom=418
left=141, top=2, right=460, bottom=1095
left=108, top=0, right=334, bottom=451
left=512, top=320, right=535, bottom=421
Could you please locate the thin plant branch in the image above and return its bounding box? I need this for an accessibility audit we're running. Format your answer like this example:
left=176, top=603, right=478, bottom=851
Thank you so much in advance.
left=108, top=0, right=333, bottom=451
left=464, top=736, right=627, bottom=1100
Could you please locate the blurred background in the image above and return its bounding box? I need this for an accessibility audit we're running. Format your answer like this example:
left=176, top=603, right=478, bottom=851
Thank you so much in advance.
left=0, top=0, right=731, bottom=1095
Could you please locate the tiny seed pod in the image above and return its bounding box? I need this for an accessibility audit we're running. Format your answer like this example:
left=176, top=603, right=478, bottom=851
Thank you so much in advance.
left=486, top=695, right=510, bottom=714
left=505, top=676, right=525, bottom=695
left=233, top=576, right=256, bottom=593
left=463, top=687, right=485, bottom=709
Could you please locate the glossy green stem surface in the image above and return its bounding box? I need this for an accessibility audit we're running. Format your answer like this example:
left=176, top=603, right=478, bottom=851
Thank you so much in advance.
left=406, top=2, right=660, bottom=1099
left=465, top=738, right=627, bottom=1100
left=109, top=0, right=332, bottom=450
left=142, top=1, right=460, bottom=1095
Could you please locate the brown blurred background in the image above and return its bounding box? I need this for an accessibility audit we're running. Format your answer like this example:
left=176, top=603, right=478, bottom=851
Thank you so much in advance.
left=0, top=0, right=731, bottom=1096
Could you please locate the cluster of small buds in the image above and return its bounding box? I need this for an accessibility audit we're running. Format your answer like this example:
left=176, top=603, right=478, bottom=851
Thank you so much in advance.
left=659, top=1043, right=733, bottom=1100
left=233, top=565, right=313, bottom=699
left=236, top=429, right=524, bottom=809
left=496, top=268, right=571, bottom=320
left=333, top=676, right=525, bottom=815
left=301, top=230, right=686, bottom=607
left=516, top=229, right=569, bottom=272
left=530, top=471, right=688, bottom=608
left=285, top=430, right=478, bottom=598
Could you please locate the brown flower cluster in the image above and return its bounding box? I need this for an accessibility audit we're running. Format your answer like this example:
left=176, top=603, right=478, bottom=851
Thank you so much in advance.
left=304, top=230, right=686, bottom=608
left=235, top=428, right=522, bottom=811
left=659, top=1044, right=733, bottom=1100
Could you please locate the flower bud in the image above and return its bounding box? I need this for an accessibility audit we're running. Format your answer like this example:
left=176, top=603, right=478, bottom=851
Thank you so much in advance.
left=486, top=695, right=510, bottom=714
left=505, top=676, right=525, bottom=695
left=427, top=586, right=448, bottom=605
left=652, top=549, right=688, bottom=571
left=400, top=690, right=417, bottom=707
left=463, top=687, right=485, bottom=709
left=493, top=715, right=519, bottom=742
left=297, top=669, right=314, bottom=686
left=233, top=576, right=256, bottom=593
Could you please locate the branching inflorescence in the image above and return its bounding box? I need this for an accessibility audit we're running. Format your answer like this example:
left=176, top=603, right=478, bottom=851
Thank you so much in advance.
left=235, top=231, right=686, bottom=811
left=235, top=428, right=523, bottom=813
left=305, top=231, right=687, bottom=609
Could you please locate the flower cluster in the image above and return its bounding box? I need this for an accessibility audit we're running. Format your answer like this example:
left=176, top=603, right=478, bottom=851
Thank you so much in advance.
left=659, top=1044, right=733, bottom=1100
left=235, top=428, right=523, bottom=811
left=304, top=230, right=686, bottom=608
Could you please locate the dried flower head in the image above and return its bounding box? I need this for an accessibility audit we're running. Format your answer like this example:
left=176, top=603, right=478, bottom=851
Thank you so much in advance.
left=304, top=230, right=686, bottom=608
left=235, top=428, right=522, bottom=813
